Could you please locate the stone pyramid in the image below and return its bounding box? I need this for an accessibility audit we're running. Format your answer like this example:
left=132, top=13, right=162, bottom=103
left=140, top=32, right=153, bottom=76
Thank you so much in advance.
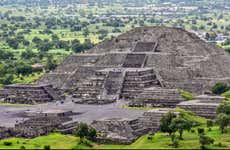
left=38, top=26, right=230, bottom=105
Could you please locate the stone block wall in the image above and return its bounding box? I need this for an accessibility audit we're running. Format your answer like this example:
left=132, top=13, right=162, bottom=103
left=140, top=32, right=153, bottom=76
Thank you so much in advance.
left=0, top=84, right=62, bottom=104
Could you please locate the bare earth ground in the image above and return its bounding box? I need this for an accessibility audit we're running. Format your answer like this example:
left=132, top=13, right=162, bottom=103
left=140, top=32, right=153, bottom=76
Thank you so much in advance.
left=0, top=99, right=145, bottom=128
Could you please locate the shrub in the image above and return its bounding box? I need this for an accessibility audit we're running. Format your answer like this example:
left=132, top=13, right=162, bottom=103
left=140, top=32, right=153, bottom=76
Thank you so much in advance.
left=206, top=120, right=214, bottom=128
left=216, top=113, right=230, bottom=133
left=197, top=128, right=205, bottom=135
left=3, top=141, right=12, bottom=146
left=20, top=146, right=26, bottom=150
left=147, top=135, right=153, bottom=140
left=44, top=145, right=51, bottom=150
left=199, top=134, right=214, bottom=149
left=212, top=82, right=229, bottom=95
left=217, top=101, right=230, bottom=115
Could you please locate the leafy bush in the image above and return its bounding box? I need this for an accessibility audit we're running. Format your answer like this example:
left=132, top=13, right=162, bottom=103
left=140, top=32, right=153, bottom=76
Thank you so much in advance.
left=44, top=145, right=51, bottom=150
left=20, top=146, right=26, bottom=150
left=206, top=120, right=214, bottom=128
left=199, top=134, right=214, bottom=149
left=216, top=113, right=230, bottom=133
left=197, top=128, right=205, bottom=135
left=3, top=141, right=12, bottom=146
left=216, top=101, right=230, bottom=115
left=75, top=122, right=97, bottom=143
left=212, top=82, right=229, bottom=95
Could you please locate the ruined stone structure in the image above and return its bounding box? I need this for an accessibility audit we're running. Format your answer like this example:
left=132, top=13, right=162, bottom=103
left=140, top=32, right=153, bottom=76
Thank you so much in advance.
left=177, top=95, right=225, bottom=118
left=91, top=108, right=173, bottom=144
left=14, top=110, right=78, bottom=138
left=0, top=84, right=62, bottom=104
left=37, top=26, right=230, bottom=106
left=0, top=127, right=13, bottom=140
left=0, top=27, right=229, bottom=144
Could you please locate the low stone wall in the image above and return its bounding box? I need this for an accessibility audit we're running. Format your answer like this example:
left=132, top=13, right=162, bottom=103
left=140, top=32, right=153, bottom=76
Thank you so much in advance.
left=14, top=115, right=73, bottom=138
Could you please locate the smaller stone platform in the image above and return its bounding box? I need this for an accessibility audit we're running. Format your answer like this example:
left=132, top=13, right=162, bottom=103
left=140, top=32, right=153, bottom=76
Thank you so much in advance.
left=0, top=84, right=63, bottom=104
left=177, top=95, right=225, bottom=119
left=91, top=108, right=172, bottom=144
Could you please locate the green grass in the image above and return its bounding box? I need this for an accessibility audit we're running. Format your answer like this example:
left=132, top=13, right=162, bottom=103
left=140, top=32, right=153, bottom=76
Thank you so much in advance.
left=174, top=108, right=207, bottom=126
left=1, top=127, right=230, bottom=149
left=13, top=72, right=44, bottom=84
left=0, top=133, right=78, bottom=149
left=179, top=89, right=195, bottom=100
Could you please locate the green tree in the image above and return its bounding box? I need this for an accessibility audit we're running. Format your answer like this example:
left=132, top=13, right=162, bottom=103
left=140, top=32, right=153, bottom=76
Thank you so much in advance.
left=46, top=55, right=57, bottom=71
left=160, top=111, right=177, bottom=136
left=217, top=101, right=230, bottom=115
left=16, top=63, right=33, bottom=76
left=199, top=134, right=214, bottom=149
left=21, top=49, right=36, bottom=59
left=0, top=49, right=14, bottom=60
left=87, top=127, right=97, bottom=141
left=0, top=74, right=14, bottom=85
left=83, top=28, right=89, bottom=37
left=38, top=41, right=53, bottom=52
left=6, top=38, right=19, bottom=49
left=170, top=115, right=193, bottom=139
left=75, top=122, right=89, bottom=143
left=216, top=113, right=230, bottom=133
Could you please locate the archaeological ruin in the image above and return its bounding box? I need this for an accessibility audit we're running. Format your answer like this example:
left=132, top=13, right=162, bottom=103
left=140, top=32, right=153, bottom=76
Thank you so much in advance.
left=0, top=84, right=62, bottom=104
left=0, top=26, right=230, bottom=143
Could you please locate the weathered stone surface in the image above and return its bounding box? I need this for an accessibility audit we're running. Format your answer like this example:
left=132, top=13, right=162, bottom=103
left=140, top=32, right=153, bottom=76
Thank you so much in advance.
left=2, top=110, right=78, bottom=139
left=0, top=26, right=229, bottom=143
left=0, top=127, right=14, bottom=140
left=91, top=108, right=172, bottom=144
left=37, top=27, right=230, bottom=106
left=0, top=84, right=62, bottom=104
left=177, top=95, right=225, bottom=119
left=129, top=87, right=184, bottom=108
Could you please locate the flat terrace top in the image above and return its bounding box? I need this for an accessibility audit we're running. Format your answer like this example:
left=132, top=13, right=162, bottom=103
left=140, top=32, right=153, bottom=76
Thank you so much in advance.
left=5, top=84, right=51, bottom=88
left=177, top=100, right=220, bottom=106
left=98, top=67, right=153, bottom=72
left=0, top=99, right=145, bottom=128
left=72, top=52, right=171, bottom=55
left=196, top=95, right=225, bottom=99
